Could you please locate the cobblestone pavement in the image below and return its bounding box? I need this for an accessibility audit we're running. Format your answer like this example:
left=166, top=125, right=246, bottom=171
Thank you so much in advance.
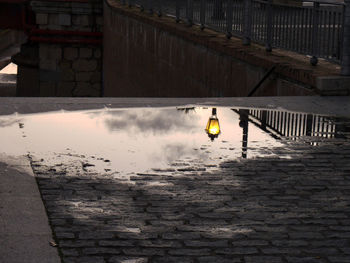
left=30, top=137, right=350, bottom=263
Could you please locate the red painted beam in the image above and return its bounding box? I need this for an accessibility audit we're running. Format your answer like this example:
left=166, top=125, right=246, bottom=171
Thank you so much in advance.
left=0, top=0, right=27, bottom=3
left=30, top=29, right=103, bottom=37
left=29, top=36, right=102, bottom=45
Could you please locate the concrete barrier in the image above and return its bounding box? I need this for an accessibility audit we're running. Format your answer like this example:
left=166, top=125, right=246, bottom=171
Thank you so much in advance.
left=103, top=0, right=349, bottom=97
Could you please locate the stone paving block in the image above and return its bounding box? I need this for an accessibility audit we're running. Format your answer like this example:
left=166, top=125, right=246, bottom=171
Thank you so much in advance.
left=340, top=247, right=350, bottom=254
left=303, top=247, right=340, bottom=255
left=108, top=257, right=148, bottom=263
left=328, top=257, right=350, bottom=263
left=232, top=239, right=269, bottom=246
left=153, top=257, right=195, bottom=263
left=99, top=240, right=136, bottom=247
left=198, top=257, right=241, bottom=263
left=79, top=231, right=115, bottom=239
left=61, top=249, right=80, bottom=256
left=122, top=248, right=165, bottom=256
left=138, top=240, right=182, bottom=248
left=271, top=240, right=308, bottom=247
left=285, top=257, right=324, bottom=263
left=82, top=247, right=121, bottom=255
left=168, top=248, right=211, bottom=256
left=55, top=232, right=75, bottom=239
left=59, top=240, right=95, bottom=248
left=162, top=232, right=201, bottom=240
left=245, top=256, right=284, bottom=263
left=216, top=247, right=258, bottom=255
left=184, top=240, right=228, bottom=247
left=71, top=256, right=105, bottom=263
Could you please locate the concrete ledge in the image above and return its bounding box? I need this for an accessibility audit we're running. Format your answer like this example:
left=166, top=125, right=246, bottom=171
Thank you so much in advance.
left=0, top=154, right=60, bottom=263
left=317, top=76, right=350, bottom=96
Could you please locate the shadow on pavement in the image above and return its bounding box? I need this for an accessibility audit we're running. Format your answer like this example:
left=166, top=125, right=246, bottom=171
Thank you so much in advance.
left=32, top=138, right=350, bottom=263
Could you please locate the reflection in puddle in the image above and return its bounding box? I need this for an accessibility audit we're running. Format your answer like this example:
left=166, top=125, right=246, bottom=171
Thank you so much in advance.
left=0, top=107, right=349, bottom=178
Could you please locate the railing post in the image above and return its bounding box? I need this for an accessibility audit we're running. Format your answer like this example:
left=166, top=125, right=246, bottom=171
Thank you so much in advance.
left=213, top=0, right=224, bottom=19
left=176, top=0, right=180, bottom=23
left=306, top=114, right=313, bottom=136
left=265, top=0, right=273, bottom=52
left=200, top=0, right=206, bottom=30
left=157, top=0, right=162, bottom=17
left=186, top=0, right=194, bottom=26
left=148, top=0, right=153, bottom=14
left=341, top=0, right=350, bottom=75
left=310, top=2, right=320, bottom=66
left=226, top=0, right=233, bottom=39
left=243, top=0, right=252, bottom=45
left=140, top=0, right=145, bottom=12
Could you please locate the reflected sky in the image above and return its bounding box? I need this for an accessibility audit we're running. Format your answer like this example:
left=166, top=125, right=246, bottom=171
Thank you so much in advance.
left=2, top=106, right=339, bottom=178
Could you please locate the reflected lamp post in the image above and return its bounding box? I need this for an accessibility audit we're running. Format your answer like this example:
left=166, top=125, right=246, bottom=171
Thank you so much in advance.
left=205, top=108, right=221, bottom=141
left=239, top=109, right=249, bottom=158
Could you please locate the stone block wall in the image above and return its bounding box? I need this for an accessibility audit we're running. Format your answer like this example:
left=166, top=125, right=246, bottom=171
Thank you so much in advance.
left=16, top=0, right=103, bottom=97
left=32, top=1, right=103, bottom=32
left=38, top=44, right=102, bottom=96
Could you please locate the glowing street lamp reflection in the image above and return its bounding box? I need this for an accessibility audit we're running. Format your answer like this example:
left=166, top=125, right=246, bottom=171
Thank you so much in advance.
left=205, top=108, right=221, bottom=141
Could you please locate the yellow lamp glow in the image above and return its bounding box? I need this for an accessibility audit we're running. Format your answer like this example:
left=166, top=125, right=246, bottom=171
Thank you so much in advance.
left=205, top=108, right=221, bottom=141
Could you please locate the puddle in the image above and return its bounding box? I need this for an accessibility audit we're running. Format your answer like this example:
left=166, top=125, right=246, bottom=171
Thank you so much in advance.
left=0, top=106, right=349, bottom=179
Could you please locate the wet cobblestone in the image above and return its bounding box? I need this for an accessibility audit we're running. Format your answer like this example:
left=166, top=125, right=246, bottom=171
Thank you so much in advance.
left=30, top=137, right=350, bottom=263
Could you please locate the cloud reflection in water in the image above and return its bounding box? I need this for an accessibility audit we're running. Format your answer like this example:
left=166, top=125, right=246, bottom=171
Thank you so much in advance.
left=103, top=109, right=199, bottom=135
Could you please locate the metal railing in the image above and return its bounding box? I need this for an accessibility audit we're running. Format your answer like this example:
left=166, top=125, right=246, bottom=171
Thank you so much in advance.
left=118, top=0, right=350, bottom=74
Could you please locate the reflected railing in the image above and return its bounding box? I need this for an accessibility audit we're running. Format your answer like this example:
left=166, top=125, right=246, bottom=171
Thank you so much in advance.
left=233, top=108, right=350, bottom=158
left=248, top=109, right=339, bottom=138
left=249, top=110, right=344, bottom=138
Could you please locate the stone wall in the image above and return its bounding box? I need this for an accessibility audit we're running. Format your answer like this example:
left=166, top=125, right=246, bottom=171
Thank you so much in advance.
left=15, top=0, right=103, bottom=97
left=37, top=44, right=102, bottom=96
left=103, top=0, right=320, bottom=97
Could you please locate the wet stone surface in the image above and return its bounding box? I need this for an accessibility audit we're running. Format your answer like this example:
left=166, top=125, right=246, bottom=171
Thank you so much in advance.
left=1, top=106, right=350, bottom=262
left=30, top=136, right=350, bottom=263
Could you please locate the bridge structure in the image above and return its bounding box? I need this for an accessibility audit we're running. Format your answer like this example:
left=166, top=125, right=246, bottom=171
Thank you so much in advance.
left=0, top=0, right=350, bottom=96
left=0, top=0, right=103, bottom=96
